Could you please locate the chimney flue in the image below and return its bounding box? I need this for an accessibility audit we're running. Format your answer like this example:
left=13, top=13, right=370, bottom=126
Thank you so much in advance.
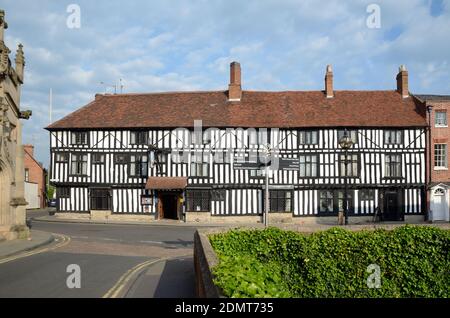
left=228, top=61, right=241, bottom=101
left=396, top=65, right=409, bottom=98
left=325, top=64, right=333, bottom=98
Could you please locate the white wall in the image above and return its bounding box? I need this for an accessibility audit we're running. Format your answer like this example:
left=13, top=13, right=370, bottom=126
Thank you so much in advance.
left=24, top=182, right=39, bottom=209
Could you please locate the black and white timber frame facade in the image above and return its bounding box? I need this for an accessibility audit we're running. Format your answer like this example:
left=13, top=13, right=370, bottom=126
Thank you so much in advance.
left=47, top=62, right=428, bottom=221
left=48, top=127, right=426, bottom=220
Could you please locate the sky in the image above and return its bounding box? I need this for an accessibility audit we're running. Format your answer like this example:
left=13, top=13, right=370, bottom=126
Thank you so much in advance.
left=1, top=0, right=450, bottom=167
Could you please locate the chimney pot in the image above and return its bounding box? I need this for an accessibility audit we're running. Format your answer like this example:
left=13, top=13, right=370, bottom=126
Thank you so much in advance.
left=228, top=61, right=242, bottom=101
left=325, top=64, right=334, bottom=98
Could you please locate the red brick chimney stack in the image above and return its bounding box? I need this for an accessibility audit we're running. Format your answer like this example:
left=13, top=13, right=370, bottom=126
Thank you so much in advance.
left=325, top=64, right=334, bottom=98
left=396, top=65, right=409, bottom=98
left=228, top=61, right=242, bottom=101
left=24, top=144, right=34, bottom=157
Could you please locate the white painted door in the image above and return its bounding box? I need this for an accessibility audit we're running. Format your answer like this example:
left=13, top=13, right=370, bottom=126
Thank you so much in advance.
left=432, top=188, right=447, bottom=221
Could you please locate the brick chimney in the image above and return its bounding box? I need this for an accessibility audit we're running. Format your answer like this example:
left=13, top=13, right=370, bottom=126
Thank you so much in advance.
left=396, top=65, right=409, bottom=98
left=325, top=64, right=333, bottom=98
left=228, top=61, right=241, bottom=101
left=24, top=144, right=34, bottom=157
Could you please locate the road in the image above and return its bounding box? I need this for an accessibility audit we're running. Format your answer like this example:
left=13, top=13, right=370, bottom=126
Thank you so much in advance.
left=0, top=210, right=198, bottom=298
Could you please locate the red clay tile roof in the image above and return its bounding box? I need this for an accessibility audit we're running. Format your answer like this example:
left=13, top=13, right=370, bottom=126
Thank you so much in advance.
left=46, top=90, right=426, bottom=129
left=145, top=177, right=188, bottom=190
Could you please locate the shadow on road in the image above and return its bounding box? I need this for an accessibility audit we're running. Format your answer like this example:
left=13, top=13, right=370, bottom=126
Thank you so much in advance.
left=153, top=257, right=196, bottom=298
left=161, top=239, right=193, bottom=248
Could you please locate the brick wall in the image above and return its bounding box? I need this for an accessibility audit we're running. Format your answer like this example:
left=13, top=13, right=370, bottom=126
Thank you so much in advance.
left=428, top=101, right=450, bottom=184
left=23, top=145, right=46, bottom=208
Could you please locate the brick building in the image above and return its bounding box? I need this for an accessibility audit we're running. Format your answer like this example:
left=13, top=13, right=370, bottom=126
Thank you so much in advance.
left=417, top=95, right=450, bottom=222
left=23, top=144, right=47, bottom=209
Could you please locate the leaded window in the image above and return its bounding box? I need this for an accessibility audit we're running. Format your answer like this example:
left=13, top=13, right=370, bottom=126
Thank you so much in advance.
left=130, top=154, right=148, bottom=177
left=92, top=153, right=105, bottom=164
left=155, top=152, right=168, bottom=176
left=385, top=154, right=402, bottom=177
left=299, top=155, right=318, bottom=177
left=360, top=189, right=375, bottom=201
left=299, top=131, right=318, bottom=145
left=57, top=187, right=70, bottom=198
left=337, top=130, right=358, bottom=144
left=70, top=153, right=88, bottom=175
left=90, top=188, right=111, bottom=210
left=384, top=130, right=402, bottom=145
left=339, top=154, right=359, bottom=177
left=115, top=154, right=128, bottom=164
left=319, top=190, right=334, bottom=213
left=130, top=131, right=148, bottom=145
left=190, top=153, right=209, bottom=177
left=71, top=131, right=88, bottom=145
left=55, top=153, right=69, bottom=163
left=319, top=190, right=354, bottom=214
left=186, top=190, right=211, bottom=211
left=211, top=189, right=226, bottom=201
left=269, top=190, right=292, bottom=212
left=250, top=169, right=265, bottom=177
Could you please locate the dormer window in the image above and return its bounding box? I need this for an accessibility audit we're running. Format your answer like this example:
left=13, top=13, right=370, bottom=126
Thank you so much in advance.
left=71, top=131, right=88, bottom=145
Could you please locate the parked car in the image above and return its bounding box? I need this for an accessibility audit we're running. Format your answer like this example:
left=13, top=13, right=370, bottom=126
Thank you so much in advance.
left=48, top=198, right=56, bottom=208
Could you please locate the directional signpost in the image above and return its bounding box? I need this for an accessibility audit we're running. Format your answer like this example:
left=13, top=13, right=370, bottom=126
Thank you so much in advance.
left=277, top=158, right=300, bottom=171
left=233, top=161, right=261, bottom=170
left=233, top=149, right=301, bottom=227
left=233, top=157, right=300, bottom=171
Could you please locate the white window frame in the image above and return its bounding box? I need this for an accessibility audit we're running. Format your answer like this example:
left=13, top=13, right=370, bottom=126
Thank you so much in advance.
left=435, top=111, right=448, bottom=127
left=434, top=144, right=448, bottom=170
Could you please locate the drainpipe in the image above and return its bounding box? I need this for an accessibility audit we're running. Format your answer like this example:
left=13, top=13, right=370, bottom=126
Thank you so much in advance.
left=426, top=104, right=433, bottom=221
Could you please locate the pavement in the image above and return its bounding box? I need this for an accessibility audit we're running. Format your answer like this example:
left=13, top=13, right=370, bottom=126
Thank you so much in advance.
left=0, top=230, right=54, bottom=259
left=29, top=212, right=450, bottom=232
left=30, top=213, right=252, bottom=228
left=123, top=255, right=195, bottom=298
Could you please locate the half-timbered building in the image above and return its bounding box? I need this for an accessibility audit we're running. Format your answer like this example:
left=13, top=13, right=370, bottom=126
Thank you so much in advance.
left=46, top=62, right=427, bottom=223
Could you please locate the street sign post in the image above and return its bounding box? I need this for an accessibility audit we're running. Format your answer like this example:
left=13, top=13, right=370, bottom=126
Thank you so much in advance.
left=233, top=158, right=300, bottom=171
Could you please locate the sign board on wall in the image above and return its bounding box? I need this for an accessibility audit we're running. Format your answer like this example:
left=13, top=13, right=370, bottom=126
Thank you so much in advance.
left=141, top=195, right=153, bottom=205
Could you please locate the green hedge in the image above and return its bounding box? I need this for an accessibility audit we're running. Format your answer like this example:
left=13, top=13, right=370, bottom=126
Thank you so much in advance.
left=209, top=226, right=450, bottom=298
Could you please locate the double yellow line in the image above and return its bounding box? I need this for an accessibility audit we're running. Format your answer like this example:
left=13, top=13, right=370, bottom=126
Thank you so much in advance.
left=103, top=253, right=191, bottom=298
left=102, top=258, right=166, bottom=298
left=0, top=233, right=71, bottom=265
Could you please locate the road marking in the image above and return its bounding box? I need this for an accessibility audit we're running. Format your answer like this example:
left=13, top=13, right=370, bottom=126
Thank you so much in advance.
left=0, top=234, right=71, bottom=265
left=103, top=253, right=191, bottom=298
left=70, top=236, right=166, bottom=246
left=138, top=240, right=164, bottom=245
left=102, top=258, right=165, bottom=298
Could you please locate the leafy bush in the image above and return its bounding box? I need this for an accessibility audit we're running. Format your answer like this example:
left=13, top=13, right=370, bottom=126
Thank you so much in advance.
left=209, top=226, right=450, bottom=298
